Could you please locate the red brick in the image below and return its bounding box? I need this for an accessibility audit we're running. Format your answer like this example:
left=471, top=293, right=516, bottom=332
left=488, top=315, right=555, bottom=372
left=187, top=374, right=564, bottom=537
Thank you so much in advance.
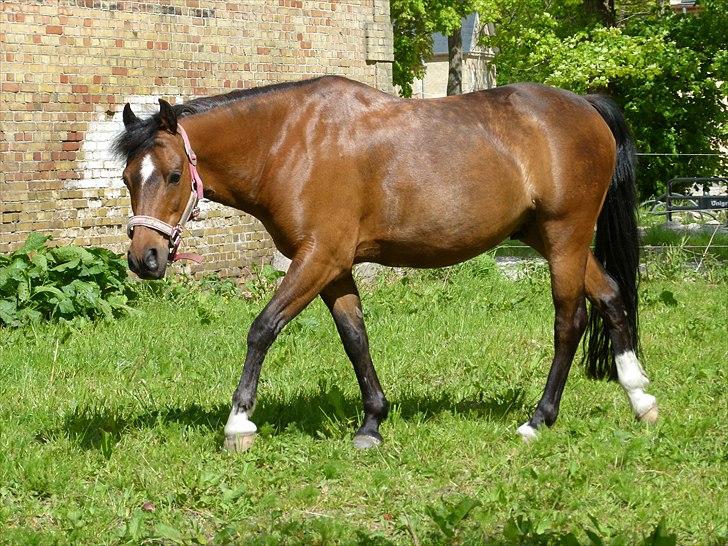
left=46, top=25, right=63, bottom=35
left=112, top=67, right=127, bottom=76
left=2, top=83, right=20, bottom=92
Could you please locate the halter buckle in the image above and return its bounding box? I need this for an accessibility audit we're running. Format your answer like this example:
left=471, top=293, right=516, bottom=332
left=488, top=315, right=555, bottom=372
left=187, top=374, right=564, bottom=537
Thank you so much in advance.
left=170, top=226, right=183, bottom=249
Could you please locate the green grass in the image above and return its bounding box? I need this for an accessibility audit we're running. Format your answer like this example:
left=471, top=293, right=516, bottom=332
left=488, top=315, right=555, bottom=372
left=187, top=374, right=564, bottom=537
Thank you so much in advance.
left=640, top=224, right=728, bottom=262
left=0, top=256, right=726, bottom=544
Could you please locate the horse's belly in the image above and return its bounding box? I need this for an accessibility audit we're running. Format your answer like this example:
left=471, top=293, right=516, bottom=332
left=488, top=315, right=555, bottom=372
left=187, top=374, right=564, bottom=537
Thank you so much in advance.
left=356, top=205, right=528, bottom=268
left=357, top=239, right=499, bottom=268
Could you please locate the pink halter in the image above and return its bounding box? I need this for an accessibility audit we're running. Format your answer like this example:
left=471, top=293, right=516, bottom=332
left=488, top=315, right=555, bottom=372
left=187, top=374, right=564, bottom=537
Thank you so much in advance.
left=127, top=124, right=204, bottom=263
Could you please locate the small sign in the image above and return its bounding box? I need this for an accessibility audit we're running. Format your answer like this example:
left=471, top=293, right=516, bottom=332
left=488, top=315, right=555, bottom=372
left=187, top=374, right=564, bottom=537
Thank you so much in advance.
left=697, top=195, right=728, bottom=210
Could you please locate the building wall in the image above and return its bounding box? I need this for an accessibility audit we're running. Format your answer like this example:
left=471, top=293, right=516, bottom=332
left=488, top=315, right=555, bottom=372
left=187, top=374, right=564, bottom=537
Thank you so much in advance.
left=0, top=0, right=393, bottom=277
left=412, top=54, right=495, bottom=99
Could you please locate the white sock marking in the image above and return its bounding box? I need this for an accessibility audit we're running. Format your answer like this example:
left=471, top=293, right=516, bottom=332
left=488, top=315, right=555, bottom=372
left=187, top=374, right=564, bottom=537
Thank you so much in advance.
left=139, top=153, right=155, bottom=185
left=224, top=410, right=257, bottom=436
left=517, top=422, right=538, bottom=442
left=616, top=351, right=656, bottom=417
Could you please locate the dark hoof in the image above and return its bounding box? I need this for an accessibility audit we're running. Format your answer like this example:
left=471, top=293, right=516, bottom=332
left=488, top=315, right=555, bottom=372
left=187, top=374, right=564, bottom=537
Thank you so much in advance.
left=353, top=434, right=382, bottom=449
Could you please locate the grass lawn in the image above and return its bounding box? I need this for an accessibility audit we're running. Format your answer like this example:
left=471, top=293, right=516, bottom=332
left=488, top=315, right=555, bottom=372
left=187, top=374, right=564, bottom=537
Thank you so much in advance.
left=0, top=256, right=726, bottom=544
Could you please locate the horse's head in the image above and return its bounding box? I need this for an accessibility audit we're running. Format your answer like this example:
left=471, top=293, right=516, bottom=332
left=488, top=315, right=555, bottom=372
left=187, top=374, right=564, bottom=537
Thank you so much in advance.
left=115, top=99, right=199, bottom=279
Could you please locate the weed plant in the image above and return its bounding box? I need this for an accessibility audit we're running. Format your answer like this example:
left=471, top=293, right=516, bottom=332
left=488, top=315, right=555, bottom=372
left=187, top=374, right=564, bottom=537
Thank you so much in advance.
left=0, top=234, right=137, bottom=328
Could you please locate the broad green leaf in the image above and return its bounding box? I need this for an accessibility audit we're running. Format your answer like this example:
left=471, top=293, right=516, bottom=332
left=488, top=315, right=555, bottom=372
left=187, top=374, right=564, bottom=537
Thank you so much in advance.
left=33, top=285, right=66, bottom=299
left=52, top=246, right=95, bottom=265
left=154, top=523, right=186, bottom=544
left=52, top=258, right=81, bottom=272
left=0, top=300, right=18, bottom=326
left=447, top=496, right=481, bottom=526
left=29, top=253, right=49, bottom=276
left=17, top=282, right=30, bottom=303
left=16, top=307, right=43, bottom=325
left=18, top=232, right=51, bottom=253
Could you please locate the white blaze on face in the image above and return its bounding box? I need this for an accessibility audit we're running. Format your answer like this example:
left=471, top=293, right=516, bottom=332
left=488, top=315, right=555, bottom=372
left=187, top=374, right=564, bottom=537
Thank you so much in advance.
left=615, top=351, right=656, bottom=417
left=139, top=153, right=155, bottom=185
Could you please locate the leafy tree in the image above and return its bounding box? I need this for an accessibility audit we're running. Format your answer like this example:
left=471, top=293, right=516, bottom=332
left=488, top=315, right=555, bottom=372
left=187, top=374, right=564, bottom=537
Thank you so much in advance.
left=391, top=1, right=496, bottom=97
left=391, top=0, right=728, bottom=197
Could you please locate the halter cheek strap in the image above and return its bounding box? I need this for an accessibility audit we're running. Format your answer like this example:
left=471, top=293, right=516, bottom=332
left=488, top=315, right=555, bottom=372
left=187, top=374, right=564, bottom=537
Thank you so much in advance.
left=126, top=124, right=204, bottom=263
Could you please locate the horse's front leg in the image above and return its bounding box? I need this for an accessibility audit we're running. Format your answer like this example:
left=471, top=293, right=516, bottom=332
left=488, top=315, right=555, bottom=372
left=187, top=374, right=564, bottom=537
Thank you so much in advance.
left=320, top=274, right=389, bottom=448
left=224, top=248, right=340, bottom=452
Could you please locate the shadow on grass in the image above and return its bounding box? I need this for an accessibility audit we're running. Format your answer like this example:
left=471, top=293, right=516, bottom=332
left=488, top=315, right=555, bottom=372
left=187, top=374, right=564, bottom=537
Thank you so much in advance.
left=37, top=386, right=527, bottom=452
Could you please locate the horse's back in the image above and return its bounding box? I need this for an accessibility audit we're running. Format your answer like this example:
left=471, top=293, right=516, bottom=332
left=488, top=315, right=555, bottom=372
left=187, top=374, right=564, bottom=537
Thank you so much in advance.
left=276, top=78, right=618, bottom=268
left=337, top=83, right=611, bottom=266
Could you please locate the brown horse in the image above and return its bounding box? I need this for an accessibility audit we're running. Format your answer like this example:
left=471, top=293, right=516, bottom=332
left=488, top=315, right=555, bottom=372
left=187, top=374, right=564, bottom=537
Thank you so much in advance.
left=115, top=76, right=658, bottom=451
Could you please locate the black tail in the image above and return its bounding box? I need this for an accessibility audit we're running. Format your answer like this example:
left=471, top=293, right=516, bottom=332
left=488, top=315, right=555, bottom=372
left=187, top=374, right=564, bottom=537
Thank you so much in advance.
left=583, top=95, right=640, bottom=381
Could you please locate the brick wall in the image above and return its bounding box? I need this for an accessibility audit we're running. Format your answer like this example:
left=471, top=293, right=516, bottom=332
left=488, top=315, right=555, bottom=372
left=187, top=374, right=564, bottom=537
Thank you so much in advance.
left=0, top=0, right=393, bottom=277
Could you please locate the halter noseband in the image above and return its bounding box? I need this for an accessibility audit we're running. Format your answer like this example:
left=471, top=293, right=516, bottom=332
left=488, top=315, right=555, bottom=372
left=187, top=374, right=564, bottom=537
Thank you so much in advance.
left=126, top=124, right=204, bottom=263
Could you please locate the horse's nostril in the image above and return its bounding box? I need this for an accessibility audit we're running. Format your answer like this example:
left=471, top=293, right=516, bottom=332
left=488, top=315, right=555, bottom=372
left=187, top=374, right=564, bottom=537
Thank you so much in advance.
left=127, top=251, right=138, bottom=272
left=143, top=248, right=158, bottom=271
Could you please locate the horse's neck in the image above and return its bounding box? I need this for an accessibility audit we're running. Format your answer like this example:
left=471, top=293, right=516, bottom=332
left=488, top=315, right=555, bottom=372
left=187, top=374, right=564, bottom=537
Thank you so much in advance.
left=183, top=99, right=282, bottom=214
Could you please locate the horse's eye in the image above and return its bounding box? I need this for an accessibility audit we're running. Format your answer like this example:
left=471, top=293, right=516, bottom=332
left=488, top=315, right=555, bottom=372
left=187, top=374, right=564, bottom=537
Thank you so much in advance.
left=121, top=176, right=130, bottom=188
left=169, top=172, right=181, bottom=185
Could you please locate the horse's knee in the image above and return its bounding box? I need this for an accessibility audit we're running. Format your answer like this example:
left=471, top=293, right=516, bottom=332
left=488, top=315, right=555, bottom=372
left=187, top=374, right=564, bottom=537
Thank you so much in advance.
left=247, top=313, right=280, bottom=352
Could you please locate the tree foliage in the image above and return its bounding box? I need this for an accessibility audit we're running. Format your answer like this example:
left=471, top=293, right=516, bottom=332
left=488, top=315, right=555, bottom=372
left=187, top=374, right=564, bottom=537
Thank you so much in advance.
left=391, top=0, right=728, bottom=197
left=391, top=1, right=495, bottom=97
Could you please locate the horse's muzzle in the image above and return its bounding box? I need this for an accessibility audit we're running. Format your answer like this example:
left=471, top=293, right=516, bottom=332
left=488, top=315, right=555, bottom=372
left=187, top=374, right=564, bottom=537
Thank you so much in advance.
left=127, top=248, right=167, bottom=279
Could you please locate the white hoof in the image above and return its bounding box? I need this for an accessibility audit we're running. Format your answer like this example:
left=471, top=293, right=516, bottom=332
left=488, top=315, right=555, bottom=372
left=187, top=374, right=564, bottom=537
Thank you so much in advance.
left=638, top=403, right=659, bottom=424
left=517, top=422, right=538, bottom=442
left=223, top=410, right=257, bottom=452
left=628, top=392, right=657, bottom=421
left=352, top=434, right=382, bottom=449
left=224, top=433, right=256, bottom=452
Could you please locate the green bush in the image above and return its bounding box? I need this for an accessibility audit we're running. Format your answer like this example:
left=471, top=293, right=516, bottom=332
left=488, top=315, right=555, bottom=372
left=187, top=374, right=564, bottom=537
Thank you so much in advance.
left=0, top=233, right=137, bottom=328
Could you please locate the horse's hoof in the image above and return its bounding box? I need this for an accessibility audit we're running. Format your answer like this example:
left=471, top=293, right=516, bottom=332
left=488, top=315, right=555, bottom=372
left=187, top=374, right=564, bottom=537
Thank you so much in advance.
left=638, top=404, right=659, bottom=424
left=516, top=422, right=538, bottom=442
left=224, top=433, right=256, bottom=452
left=352, top=434, right=382, bottom=449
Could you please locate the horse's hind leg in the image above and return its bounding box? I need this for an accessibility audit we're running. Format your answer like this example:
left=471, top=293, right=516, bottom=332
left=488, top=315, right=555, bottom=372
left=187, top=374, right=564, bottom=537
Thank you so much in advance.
left=517, top=241, right=589, bottom=440
left=585, top=253, right=658, bottom=422
left=320, top=274, right=389, bottom=448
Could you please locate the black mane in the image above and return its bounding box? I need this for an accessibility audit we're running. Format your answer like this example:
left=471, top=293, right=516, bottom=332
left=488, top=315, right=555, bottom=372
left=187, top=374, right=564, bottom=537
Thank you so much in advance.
left=112, top=77, right=323, bottom=161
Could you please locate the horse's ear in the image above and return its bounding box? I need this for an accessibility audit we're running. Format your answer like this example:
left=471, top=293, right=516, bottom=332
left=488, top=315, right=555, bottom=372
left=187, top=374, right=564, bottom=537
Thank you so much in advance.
left=123, top=103, right=139, bottom=128
left=158, top=98, right=177, bottom=134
